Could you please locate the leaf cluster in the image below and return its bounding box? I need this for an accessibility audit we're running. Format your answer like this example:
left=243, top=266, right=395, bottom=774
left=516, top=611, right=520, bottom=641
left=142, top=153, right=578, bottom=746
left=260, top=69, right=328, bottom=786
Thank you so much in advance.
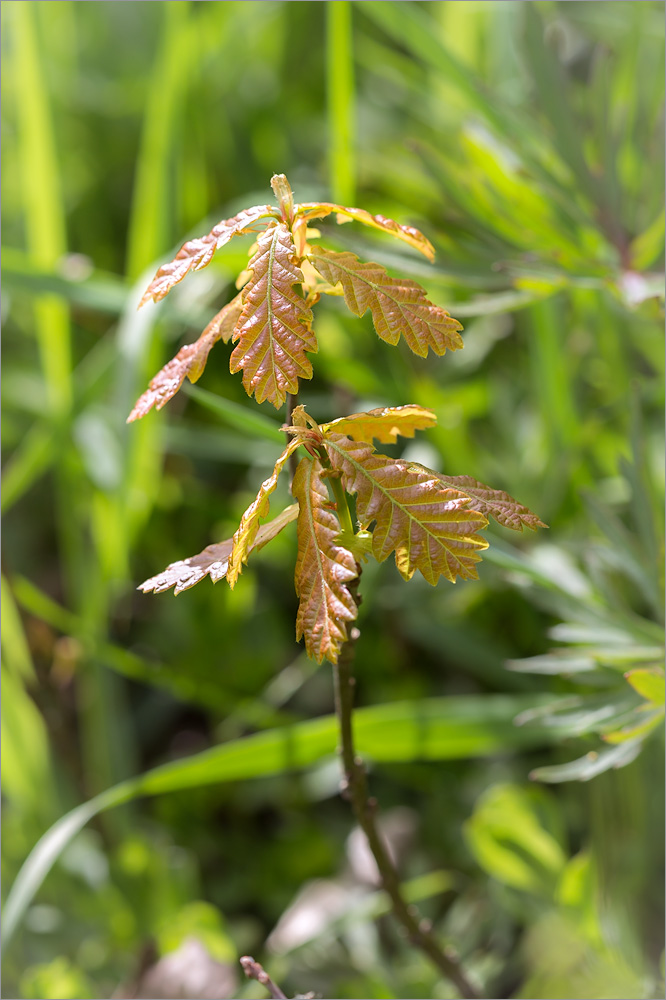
left=129, top=174, right=460, bottom=413
left=130, top=174, right=544, bottom=664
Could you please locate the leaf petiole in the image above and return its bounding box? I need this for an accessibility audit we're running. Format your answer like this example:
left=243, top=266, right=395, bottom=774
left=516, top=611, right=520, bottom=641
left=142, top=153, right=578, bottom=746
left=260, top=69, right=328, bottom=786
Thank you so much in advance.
left=316, top=446, right=355, bottom=538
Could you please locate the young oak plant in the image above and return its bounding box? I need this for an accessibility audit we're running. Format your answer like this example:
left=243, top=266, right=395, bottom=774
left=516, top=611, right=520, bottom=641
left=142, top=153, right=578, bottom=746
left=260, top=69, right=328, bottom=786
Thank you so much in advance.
left=130, top=174, right=545, bottom=666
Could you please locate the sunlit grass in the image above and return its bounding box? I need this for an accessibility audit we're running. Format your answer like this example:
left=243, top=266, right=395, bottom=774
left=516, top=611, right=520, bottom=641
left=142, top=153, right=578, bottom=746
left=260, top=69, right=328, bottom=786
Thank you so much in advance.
left=1, top=3, right=663, bottom=998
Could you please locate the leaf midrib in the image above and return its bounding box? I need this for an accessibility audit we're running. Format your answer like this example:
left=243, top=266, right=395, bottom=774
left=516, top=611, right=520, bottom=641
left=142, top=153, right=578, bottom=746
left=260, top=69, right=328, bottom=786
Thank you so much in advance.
left=252, top=226, right=312, bottom=392
left=310, top=250, right=453, bottom=329
left=436, top=474, right=535, bottom=528
left=325, top=438, right=488, bottom=575
left=296, top=457, right=346, bottom=655
left=310, top=249, right=411, bottom=311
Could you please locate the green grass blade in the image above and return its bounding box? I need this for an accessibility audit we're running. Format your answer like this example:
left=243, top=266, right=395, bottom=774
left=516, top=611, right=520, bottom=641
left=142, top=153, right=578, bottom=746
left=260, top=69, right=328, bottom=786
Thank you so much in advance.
left=1, top=576, right=35, bottom=682
left=326, top=0, right=356, bottom=205
left=10, top=575, right=237, bottom=714
left=12, top=2, right=72, bottom=417
left=359, top=0, right=591, bottom=217
left=126, top=1, right=190, bottom=280
left=2, top=691, right=561, bottom=949
left=361, top=2, right=503, bottom=134
left=122, top=3, right=194, bottom=551
left=1, top=424, right=58, bottom=514
left=1, top=666, right=55, bottom=823
left=184, top=384, right=285, bottom=444
left=446, top=289, right=548, bottom=318
left=527, top=296, right=578, bottom=452
left=630, top=208, right=665, bottom=271
left=2, top=248, right=128, bottom=314
left=521, top=5, right=597, bottom=207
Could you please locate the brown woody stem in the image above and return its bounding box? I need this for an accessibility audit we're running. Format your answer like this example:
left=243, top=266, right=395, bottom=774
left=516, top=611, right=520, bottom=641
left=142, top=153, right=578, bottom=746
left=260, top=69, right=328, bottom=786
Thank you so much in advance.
left=240, top=955, right=287, bottom=1000
left=332, top=589, right=480, bottom=1000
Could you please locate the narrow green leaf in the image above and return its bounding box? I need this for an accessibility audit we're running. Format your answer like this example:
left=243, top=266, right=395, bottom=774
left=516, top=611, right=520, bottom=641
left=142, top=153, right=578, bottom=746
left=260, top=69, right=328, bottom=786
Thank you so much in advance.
left=359, top=0, right=569, bottom=205
left=446, top=289, right=548, bottom=318
left=507, top=653, right=598, bottom=677
left=521, top=5, right=597, bottom=205
left=624, top=667, right=665, bottom=706
left=629, top=208, right=665, bottom=270
left=530, top=740, right=643, bottom=784
left=1, top=666, right=54, bottom=818
left=602, top=709, right=664, bottom=745
left=126, top=2, right=190, bottom=280
left=2, top=249, right=129, bottom=314
left=2, top=692, right=561, bottom=948
left=1, top=576, right=35, bottom=682
left=1, top=424, right=58, bottom=514
left=465, top=784, right=566, bottom=894
left=12, top=1, right=72, bottom=417
left=183, top=384, right=285, bottom=443
left=528, top=297, right=578, bottom=451
left=10, top=575, right=232, bottom=714
left=360, top=2, right=509, bottom=143
left=326, top=0, right=356, bottom=206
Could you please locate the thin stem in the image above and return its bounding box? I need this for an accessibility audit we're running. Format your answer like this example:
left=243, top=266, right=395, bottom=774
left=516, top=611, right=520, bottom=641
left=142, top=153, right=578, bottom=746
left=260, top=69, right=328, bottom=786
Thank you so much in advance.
left=328, top=470, right=355, bottom=537
left=285, top=393, right=300, bottom=489
left=240, top=956, right=287, bottom=1000
left=314, top=443, right=356, bottom=537
left=332, top=598, right=481, bottom=1000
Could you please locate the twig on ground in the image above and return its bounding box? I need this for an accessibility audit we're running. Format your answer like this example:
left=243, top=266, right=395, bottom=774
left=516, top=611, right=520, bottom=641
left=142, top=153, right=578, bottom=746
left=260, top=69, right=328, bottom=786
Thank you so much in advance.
left=240, top=955, right=287, bottom=1000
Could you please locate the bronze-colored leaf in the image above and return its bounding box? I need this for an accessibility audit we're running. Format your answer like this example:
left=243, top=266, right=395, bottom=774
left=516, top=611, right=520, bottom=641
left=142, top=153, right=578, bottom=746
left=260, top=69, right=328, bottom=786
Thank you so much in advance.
left=229, top=223, right=317, bottom=408
left=292, top=455, right=358, bottom=664
left=296, top=202, right=435, bottom=261
left=431, top=474, right=548, bottom=531
left=139, top=504, right=298, bottom=595
left=127, top=294, right=243, bottom=422
left=139, top=205, right=277, bottom=306
left=309, top=248, right=463, bottom=358
left=227, top=437, right=302, bottom=587
left=324, top=434, right=488, bottom=584
left=321, top=405, right=437, bottom=445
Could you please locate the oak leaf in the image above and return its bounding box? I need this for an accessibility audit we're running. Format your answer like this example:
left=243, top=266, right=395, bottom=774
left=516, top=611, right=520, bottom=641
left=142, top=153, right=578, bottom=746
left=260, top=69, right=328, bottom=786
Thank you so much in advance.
left=323, top=434, right=488, bottom=584
left=226, top=437, right=302, bottom=587
left=127, top=293, right=243, bottom=422
left=321, top=405, right=437, bottom=445
left=308, top=248, right=463, bottom=358
left=297, top=202, right=436, bottom=261
left=230, top=223, right=317, bottom=407
left=431, top=474, right=548, bottom=531
left=292, top=456, right=358, bottom=664
left=139, top=205, right=277, bottom=306
left=139, top=504, right=299, bottom=596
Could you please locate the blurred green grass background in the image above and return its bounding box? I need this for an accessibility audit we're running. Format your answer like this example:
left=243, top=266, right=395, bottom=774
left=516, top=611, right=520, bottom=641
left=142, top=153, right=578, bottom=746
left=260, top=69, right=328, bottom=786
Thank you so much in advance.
left=1, top=2, right=664, bottom=998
